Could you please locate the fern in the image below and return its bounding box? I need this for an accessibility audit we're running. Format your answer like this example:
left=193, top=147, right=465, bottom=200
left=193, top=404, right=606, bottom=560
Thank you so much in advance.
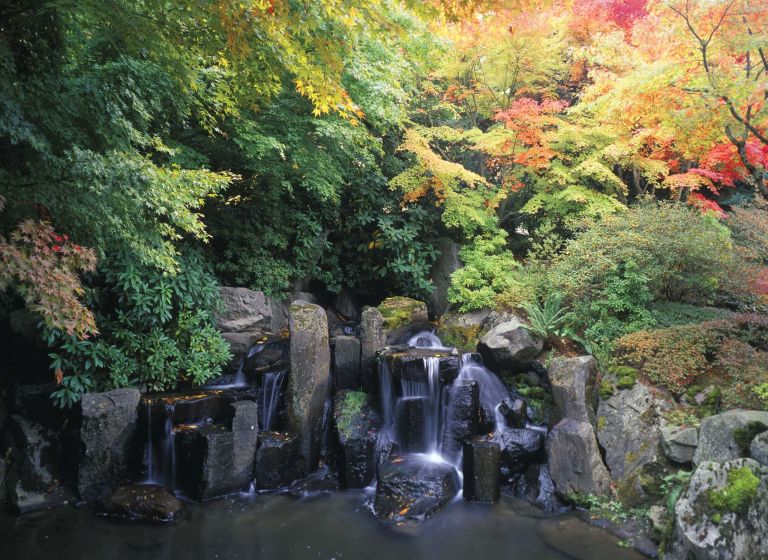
left=523, top=293, right=570, bottom=339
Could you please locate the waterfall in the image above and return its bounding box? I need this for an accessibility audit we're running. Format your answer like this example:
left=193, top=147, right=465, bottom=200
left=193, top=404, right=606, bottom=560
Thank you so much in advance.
left=379, top=360, right=395, bottom=429
left=456, top=353, right=510, bottom=433
left=261, top=368, right=287, bottom=431
left=145, top=404, right=155, bottom=483
left=424, top=356, right=442, bottom=456
left=143, top=400, right=178, bottom=490
left=231, top=343, right=264, bottom=387
left=407, top=330, right=444, bottom=348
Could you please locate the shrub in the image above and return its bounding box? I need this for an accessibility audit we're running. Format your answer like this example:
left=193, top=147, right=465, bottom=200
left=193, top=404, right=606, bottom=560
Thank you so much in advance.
left=48, top=251, right=230, bottom=407
left=523, top=292, right=569, bottom=340
left=713, top=338, right=768, bottom=410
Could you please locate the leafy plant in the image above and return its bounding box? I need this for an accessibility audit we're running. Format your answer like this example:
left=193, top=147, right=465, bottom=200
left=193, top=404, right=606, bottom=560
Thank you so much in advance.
left=523, top=292, right=569, bottom=340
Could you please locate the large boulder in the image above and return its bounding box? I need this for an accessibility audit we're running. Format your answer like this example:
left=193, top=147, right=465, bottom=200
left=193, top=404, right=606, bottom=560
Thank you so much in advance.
left=547, top=418, right=611, bottom=499
left=6, top=415, right=74, bottom=513
left=662, top=425, right=699, bottom=465
left=477, top=319, right=543, bottom=371
left=548, top=356, right=599, bottom=425
left=435, top=309, right=490, bottom=350
left=493, top=427, right=544, bottom=474
left=377, top=297, right=430, bottom=344
left=98, top=484, right=182, bottom=523
left=216, top=287, right=288, bottom=333
left=462, top=436, right=501, bottom=503
left=287, top=301, right=331, bottom=473
left=332, top=391, right=380, bottom=489
left=596, top=381, right=672, bottom=481
left=360, top=307, right=386, bottom=394
left=175, top=400, right=259, bottom=500
left=666, top=458, right=768, bottom=560
left=441, top=380, right=480, bottom=460
left=334, top=335, right=361, bottom=391
left=693, top=410, right=768, bottom=465
left=512, top=463, right=565, bottom=513
left=428, top=238, right=461, bottom=317
left=374, top=456, right=459, bottom=521
left=751, top=431, right=768, bottom=466
left=255, top=432, right=301, bottom=490
left=78, top=388, right=140, bottom=501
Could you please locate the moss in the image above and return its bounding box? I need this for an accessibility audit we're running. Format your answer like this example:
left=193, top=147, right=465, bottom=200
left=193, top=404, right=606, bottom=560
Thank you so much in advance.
left=438, top=322, right=482, bottom=350
left=708, top=466, right=760, bottom=514
left=600, top=380, right=615, bottom=400
left=711, top=513, right=722, bottom=524
left=616, top=370, right=638, bottom=390
left=377, top=297, right=426, bottom=330
left=597, top=415, right=606, bottom=431
left=337, top=390, right=367, bottom=439
left=733, top=421, right=767, bottom=451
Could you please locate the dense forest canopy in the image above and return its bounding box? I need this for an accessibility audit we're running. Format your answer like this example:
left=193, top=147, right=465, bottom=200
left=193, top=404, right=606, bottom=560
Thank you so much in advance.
left=0, top=0, right=766, bottom=406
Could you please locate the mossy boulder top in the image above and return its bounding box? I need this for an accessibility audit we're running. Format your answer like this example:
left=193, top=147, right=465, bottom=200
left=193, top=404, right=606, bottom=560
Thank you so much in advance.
left=375, top=297, right=430, bottom=344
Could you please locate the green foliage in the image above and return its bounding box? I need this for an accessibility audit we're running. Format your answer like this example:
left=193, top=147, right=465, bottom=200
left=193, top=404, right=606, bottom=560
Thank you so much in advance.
left=708, top=467, right=760, bottom=514
left=662, top=470, right=693, bottom=512
left=447, top=232, right=528, bottom=312
left=48, top=252, right=230, bottom=407
left=337, top=390, right=367, bottom=439
left=523, top=293, right=569, bottom=340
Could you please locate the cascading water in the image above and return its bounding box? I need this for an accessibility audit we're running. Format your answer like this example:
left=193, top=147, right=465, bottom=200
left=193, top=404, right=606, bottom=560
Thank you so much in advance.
left=261, top=368, right=286, bottom=431
left=407, top=330, right=444, bottom=349
left=144, top=400, right=178, bottom=489
left=455, top=353, right=510, bottom=433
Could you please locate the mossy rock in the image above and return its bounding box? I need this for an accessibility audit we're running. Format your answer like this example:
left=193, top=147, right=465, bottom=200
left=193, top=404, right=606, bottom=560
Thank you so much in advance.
left=707, top=466, right=760, bottom=514
left=377, top=297, right=429, bottom=331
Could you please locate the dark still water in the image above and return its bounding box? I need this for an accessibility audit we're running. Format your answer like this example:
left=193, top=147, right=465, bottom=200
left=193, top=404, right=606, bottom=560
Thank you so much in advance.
left=0, top=490, right=645, bottom=560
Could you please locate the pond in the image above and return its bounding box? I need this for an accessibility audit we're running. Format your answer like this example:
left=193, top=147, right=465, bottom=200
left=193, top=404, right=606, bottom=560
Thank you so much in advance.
left=1, top=489, right=645, bottom=560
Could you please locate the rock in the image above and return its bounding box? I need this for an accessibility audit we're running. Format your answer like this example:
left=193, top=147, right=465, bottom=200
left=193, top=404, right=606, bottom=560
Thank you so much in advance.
left=6, top=415, right=74, bottom=513
left=482, top=310, right=518, bottom=331
left=493, top=427, right=544, bottom=473
left=548, top=355, right=599, bottom=425
left=648, top=504, right=668, bottom=538
left=360, top=307, right=386, bottom=394
left=374, top=456, right=460, bottom=521
left=463, top=436, right=501, bottom=503
left=396, top=397, right=429, bottom=453
left=428, top=238, right=461, bottom=317
left=333, top=391, right=380, bottom=489
left=377, top=347, right=461, bottom=384
left=221, top=331, right=262, bottom=371
left=512, top=463, right=565, bottom=513
left=175, top=400, right=259, bottom=500
left=216, top=287, right=275, bottom=333
left=441, top=380, right=479, bottom=460
left=8, top=308, right=44, bottom=346
left=477, top=319, right=543, bottom=371
left=547, top=418, right=611, bottom=499
left=99, top=484, right=182, bottom=523
left=287, top=466, right=340, bottom=497
left=333, top=291, right=360, bottom=321
left=693, top=410, right=768, bottom=465
left=77, top=388, right=140, bottom=501
left=376, top=297, right=430, bottom=344
left=751, top=431, right=768, bottom=466
left=287, top=301, right=331, bottom=473
left=498, top=397, right=527, bottom=428
left=254, top=432, right=301, bottom=490
left=667, top=458, right=768, bottom=560
left=662, top=425, right=699, bottom=465
left=596, top=381, right=672, bottom=481
left=334, top=335, right=361, bottom=391
left=435, top=309, right=490, bottom=350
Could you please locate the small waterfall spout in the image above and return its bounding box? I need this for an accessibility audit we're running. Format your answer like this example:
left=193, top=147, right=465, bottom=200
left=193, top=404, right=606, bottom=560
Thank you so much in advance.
left=261, top=369, right=287, bottom=431
left=407, top=330, right=444, bottom=349
left=455, top=353, right=510, bottom=432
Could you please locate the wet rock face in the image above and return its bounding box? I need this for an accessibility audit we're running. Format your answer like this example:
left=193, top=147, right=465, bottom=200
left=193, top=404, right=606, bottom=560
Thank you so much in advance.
left=377, top=347, right=461, bottom=385
left=6, top=415, right=74, bottom=513
left=546, top=418, right=611, bottom=499
left=667, top=458, right=768, bottom=560
left=376, top=297, right=430, bottom=344
left=596, top=381, right=671, bottom=481
left=498, top=397, right=527, bottom=429
left=477, top=319, right=543, bottom=371
left=512, top=463, right=565, bottom=513
left=0, top=456, right=7, bottom=510
left=78, top=388, right=140, bottom=501
left=441, top=380, right=480, bottom=459
left=694, top=410, right=768, bottom=465
left=332, top=391, right=380, bottom=489
left=396, top=397, right=428, bottom=453
left=751, top=431, right=768, bottom=466
left=175, top=400, right=259, bottom=500
left=221, top=332, right=262, bottom=371
left=493, top=428, right=544, bottom=474
left=334, top=335, right=361, bottom=391
left=374, top=457, right=459, bottom=521
left=287, top=302, right=330, bottom=473
left=463, top=436, right=501, bottom=503
left=662, top=425, right=699, bottom=465
left=99, top=484, right=182, bottom=523
left=548, top=356, right=599, bottom=425
left=255, top=432, right=301, bottom=490
left=360, top=307, right=386, bottom=394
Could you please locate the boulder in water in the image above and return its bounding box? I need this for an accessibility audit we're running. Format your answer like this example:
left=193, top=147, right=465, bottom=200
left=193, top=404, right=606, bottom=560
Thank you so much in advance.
left=332, top=391, right=380, bottom=489
left=666, top=458, right=768, bottom=560
left=463, top=436, right=501, bottom=503
left=374, top=456, right=460, bottom=521
left=287, top=301, right=331, bottom=473
left=441, top=380, right=479, bottom=459
left=396, top=397, right=429, bottom=453
left=693, top=410, right=768, bottom=465
left=546, top=418, right=611, bottom=499
left=6, top=414, right=74, bottom=513
left=255, top=432, right=301, bottom=489
left=493, top=427, right=544, bottom=473
left=78, top=388, right=140, bottom=501
left=377, top=347, right=461, bottom=385
left=99, top=484, right=182, bottom=523
left=498, top=396, right=527, bottom=429
left=477, top=319, right=543, bottom=371
left=512, top=463, right=566, bottom=513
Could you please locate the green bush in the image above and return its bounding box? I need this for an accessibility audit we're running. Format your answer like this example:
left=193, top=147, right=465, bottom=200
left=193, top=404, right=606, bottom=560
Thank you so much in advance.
left=48, top=251, right=230, bottom=407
